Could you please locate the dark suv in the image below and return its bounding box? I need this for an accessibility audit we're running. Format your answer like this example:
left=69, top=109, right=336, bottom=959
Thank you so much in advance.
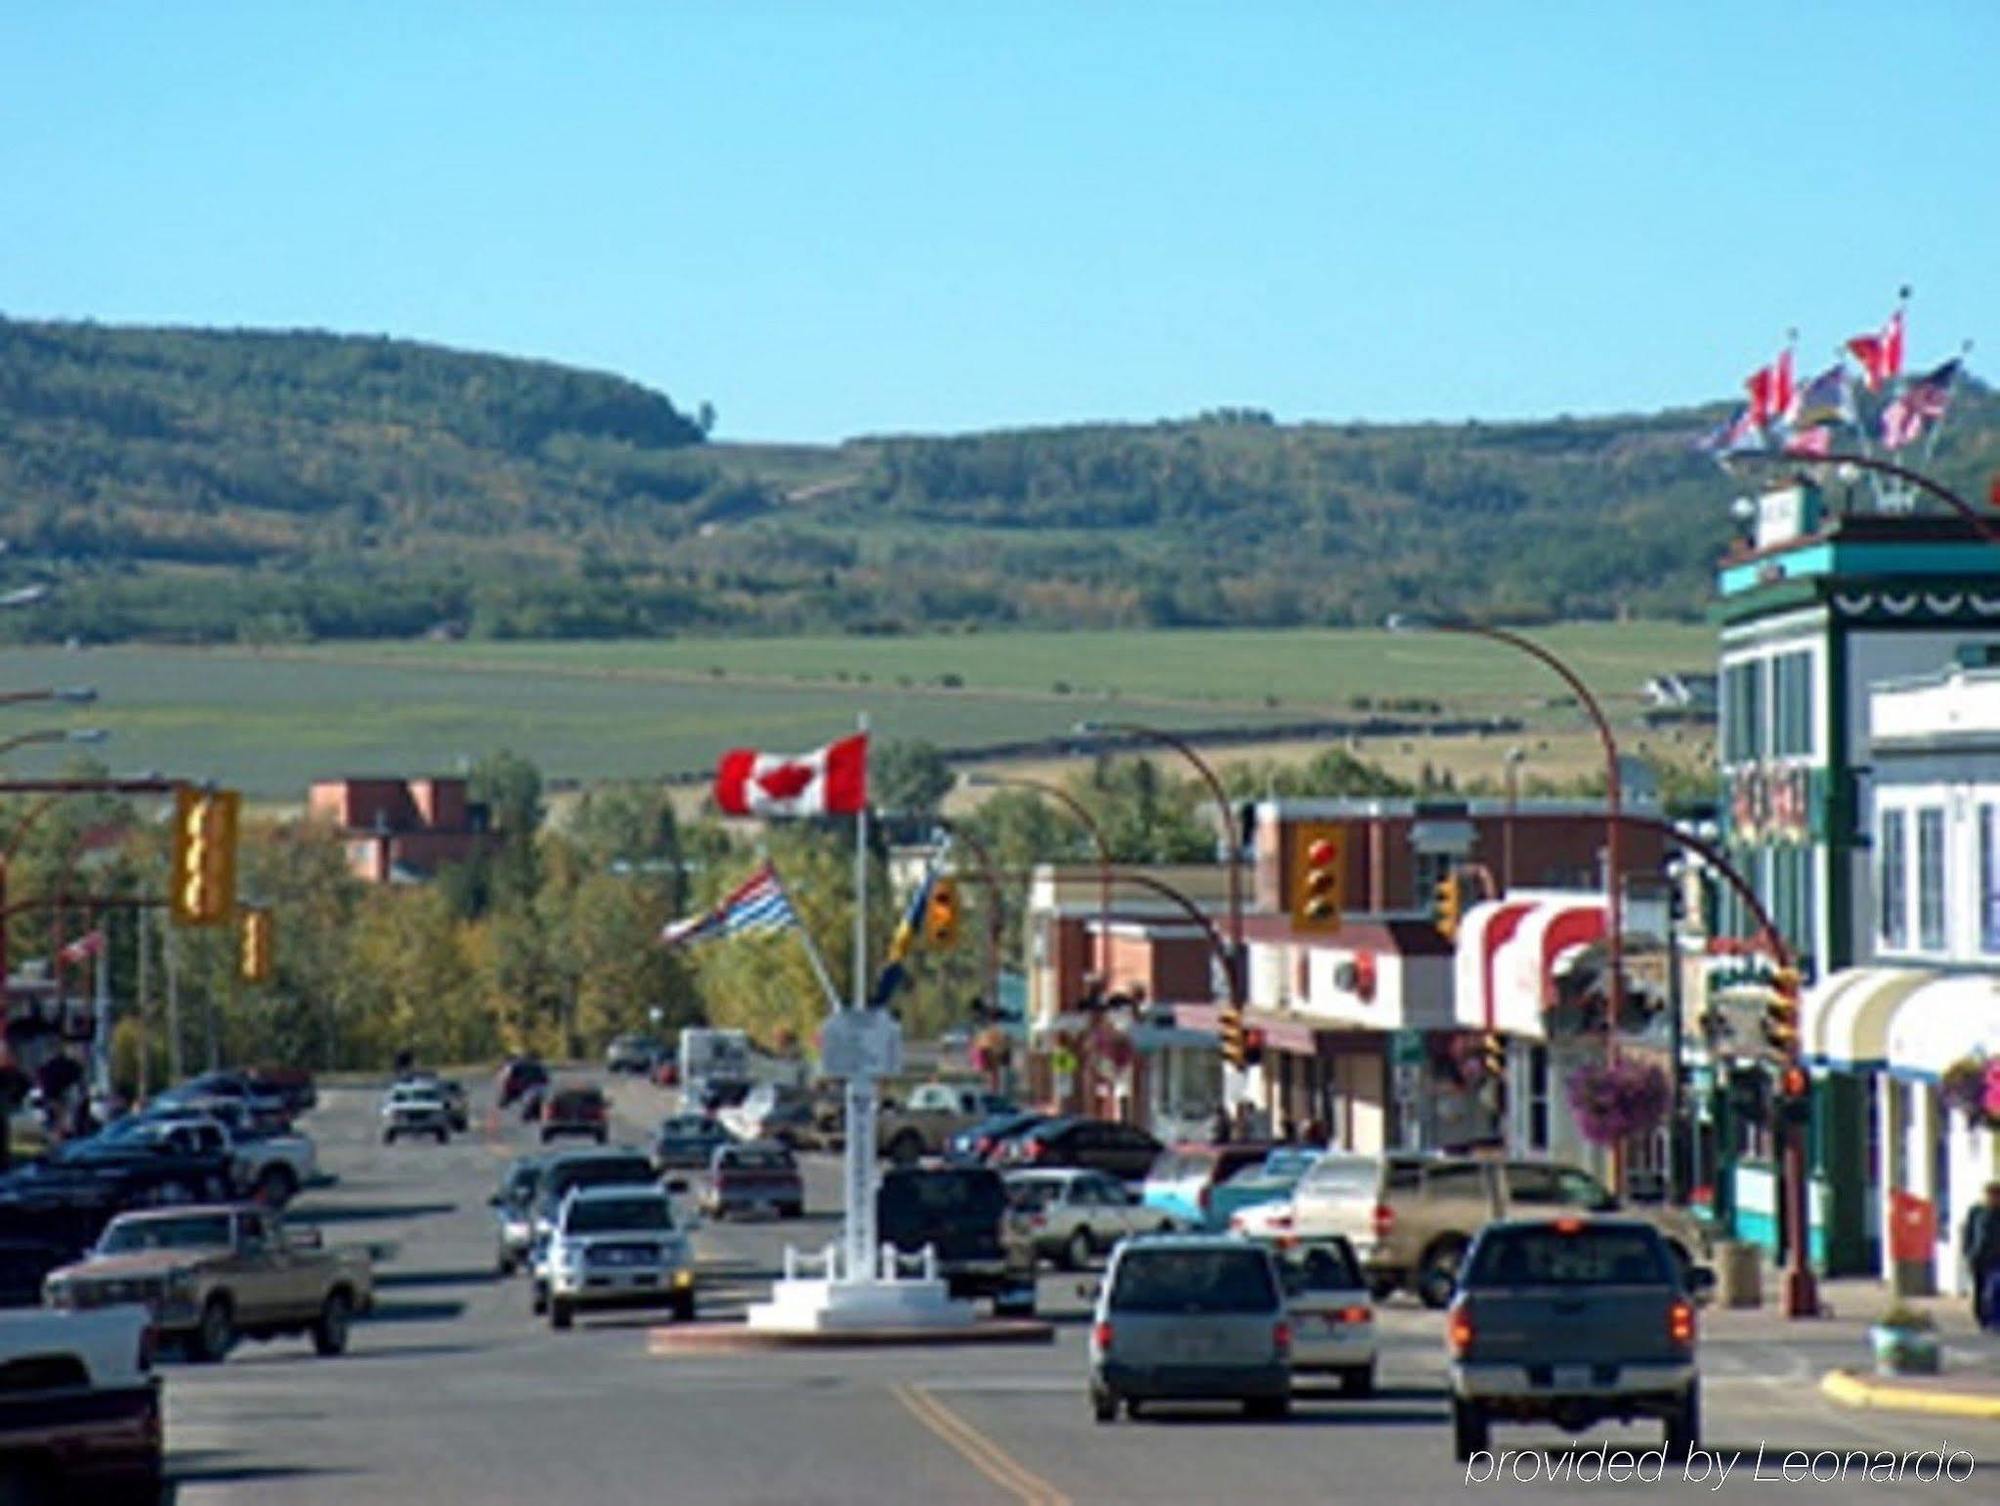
left=876, top=1167, right=1036, bottom=1317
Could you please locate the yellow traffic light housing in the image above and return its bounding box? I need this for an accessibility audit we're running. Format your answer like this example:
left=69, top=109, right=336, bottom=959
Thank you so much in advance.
left=1762, top=966, right=1802, bottom=1054
left=1290, top=821, right=1345, bottom=934
left=170, top=786, right=240, bottom=927
left=1433, top=871, right=1464, bottom=942
left=239, top=908, right=273, bottom=984
left=1483, top=1031, right=1505, bottom=1081
left=1219, top=1004, right=1247, bottom=1069
left=925, top=877, right=961, bottom=949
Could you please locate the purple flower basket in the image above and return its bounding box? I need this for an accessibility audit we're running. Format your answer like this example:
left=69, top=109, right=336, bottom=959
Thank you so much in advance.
left=1564, top=1059, right=1670, bottom=1147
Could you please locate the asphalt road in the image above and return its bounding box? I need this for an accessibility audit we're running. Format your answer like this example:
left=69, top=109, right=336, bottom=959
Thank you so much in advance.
left=160, top=1078, right=2000, bottom=1505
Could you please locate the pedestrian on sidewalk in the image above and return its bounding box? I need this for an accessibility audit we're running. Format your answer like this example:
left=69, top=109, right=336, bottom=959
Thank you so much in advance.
left=1964, top=1181, right=2000, bottom=1331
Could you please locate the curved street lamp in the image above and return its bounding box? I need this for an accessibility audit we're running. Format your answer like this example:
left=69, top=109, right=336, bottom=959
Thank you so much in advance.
left=1072, top=721, right=1246, bottom=1007
left=0, top=688, right=96, bottom=710
left=964, top=772, right=1115, bottom=980
left=0, top=728, right=109, bottom=758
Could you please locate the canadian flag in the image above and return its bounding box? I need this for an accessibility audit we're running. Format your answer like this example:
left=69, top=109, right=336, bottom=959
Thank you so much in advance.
left=1847, top=307, right=1905, bottom=392
left=57, top=931, right=106, bottom=966
left=714, top=734, right=869, bottom=817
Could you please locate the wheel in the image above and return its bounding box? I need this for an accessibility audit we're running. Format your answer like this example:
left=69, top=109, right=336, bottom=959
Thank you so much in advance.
left=539, top=1129, right=553, bottom=1144
left=530, top=1282, right=548, bottom=1316
left=594, top=1129, right=607, bottom=1145
left=782, top=1202, right=804, bottom=1219
left=1124, top=1398, right=1143, bottom=1420
left=256, top=1164, right=298, bottom=1206
left=549, top=1298, right=573, bottom=1330
left=190, top=1296, right=235, bottom=1364
left=887, top=1130, right=923, bottom=1165
left=1368, top=1276, right=1399, bottom=1303
left=1451, top=1398, right=1489, bottom=1462
left=1091, top=1388, right=1117, bottom=1423
left=382, top=1130, right=396, bottom=1145
left=496, top=1249, right=515, bottom=1277
left=1663, top=1384, right=1700, bottom=1463
left=671, top=1289, right=695, bottom=1323
left=1340, top=1363, right=1375, bottom=1398
left=312, top=1289, right=353, bottom=1356
left=1416, top=1241, right=1467, bottom=1310
left=1245, top=1395, right=1290, bottom=1420
left=436, top=1128, right=450, bottom=1144
left=1064, top=1227, right=1095, bottom=1271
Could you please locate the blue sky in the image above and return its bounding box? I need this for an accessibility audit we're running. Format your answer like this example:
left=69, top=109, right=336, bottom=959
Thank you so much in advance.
left=1, top=2, right=1992, bottom=442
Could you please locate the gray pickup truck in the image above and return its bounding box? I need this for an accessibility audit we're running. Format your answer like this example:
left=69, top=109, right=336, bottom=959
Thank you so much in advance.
left=1445, top=1217, right=1712, bottom=1463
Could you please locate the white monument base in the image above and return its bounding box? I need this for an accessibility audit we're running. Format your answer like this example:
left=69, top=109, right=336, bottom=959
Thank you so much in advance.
left=744, top=1242, right=978, bottom=1334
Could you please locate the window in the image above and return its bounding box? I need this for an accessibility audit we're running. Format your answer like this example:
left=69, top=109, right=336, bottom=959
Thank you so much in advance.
left=1879, top=809, right=1908, bottom=949
left=1723, top=659, right=1765, bottom=764
left=1917, top=807, right=1946, bottom=951
left=1503, top=1165, right=1559, bottom=1205
left=1981, top=806, right=2000, bottom=955
left=1527, top=1046, right=1550, bottom=1150
left=1771, top=651, right=1814, bottom=758
left=1421, top=1164, right=1490, bottom=1201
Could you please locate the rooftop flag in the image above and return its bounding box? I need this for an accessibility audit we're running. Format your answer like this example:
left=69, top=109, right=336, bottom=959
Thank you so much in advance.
left=1879, top=359, right=1959, bottom=451
left=1790, top=364, right=1854, bottom=431
left=1847, top=306, right=1906, bottom=392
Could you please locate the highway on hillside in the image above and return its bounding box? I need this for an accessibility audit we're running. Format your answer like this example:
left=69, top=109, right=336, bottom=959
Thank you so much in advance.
left=161, top=1080, right=2000, bottom=1505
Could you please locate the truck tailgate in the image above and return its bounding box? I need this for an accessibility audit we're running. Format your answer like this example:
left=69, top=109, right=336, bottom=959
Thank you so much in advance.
left=1463, top=1288, right=1683, bottom=1368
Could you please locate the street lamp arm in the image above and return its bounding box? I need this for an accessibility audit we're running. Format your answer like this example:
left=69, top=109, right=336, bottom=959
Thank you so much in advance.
left=1724, top=450, right=1995, bottom=542
left=1104, top=868, right=1240, bottom=1006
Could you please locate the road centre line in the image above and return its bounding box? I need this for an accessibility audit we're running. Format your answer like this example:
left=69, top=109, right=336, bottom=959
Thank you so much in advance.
left=892, top=1382, right=1072, bottom=1506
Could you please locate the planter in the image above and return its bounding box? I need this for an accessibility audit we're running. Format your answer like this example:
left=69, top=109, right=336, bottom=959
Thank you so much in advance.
left=1869, top=1324, right=1941, bottom=1377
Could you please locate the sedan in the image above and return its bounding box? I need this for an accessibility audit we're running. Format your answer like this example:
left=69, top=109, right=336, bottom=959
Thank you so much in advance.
left=1001, top=1118, right=1162, bottom=1182
left=1271, top=1235, right=1376, bottom=1394
left=1005, top=1169, right=1174, bottom=1269
left=653, top=1117, right=735, bottom=1172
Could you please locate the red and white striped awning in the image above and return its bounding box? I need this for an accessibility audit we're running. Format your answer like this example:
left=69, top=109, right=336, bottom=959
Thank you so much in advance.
left=1453, top=891, right=1608, bottom=1039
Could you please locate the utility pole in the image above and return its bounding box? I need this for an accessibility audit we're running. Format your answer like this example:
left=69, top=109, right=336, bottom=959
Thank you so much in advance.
left=165, top=924, right=183, bottom=1084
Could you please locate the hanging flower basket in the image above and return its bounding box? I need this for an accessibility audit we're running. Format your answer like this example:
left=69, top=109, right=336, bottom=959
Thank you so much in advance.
left=1564, top=1059, right=1670, bottom=1147
left=1940, top=1054, right=2000, bottom=1128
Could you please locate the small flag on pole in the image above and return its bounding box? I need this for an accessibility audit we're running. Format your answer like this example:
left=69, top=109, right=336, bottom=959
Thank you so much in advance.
left=1789, top=364, right=1854, bottom=431
left=661, top=862, right=800, bottom=948
left=714, top=735, right=868, bottom=818
left=1879, top=359, right=1959, bottom=451
left=1847, top=306, right=1906, bottom=392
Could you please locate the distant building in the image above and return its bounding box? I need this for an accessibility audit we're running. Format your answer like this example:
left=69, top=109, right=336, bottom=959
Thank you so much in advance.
left=307, top=777, right=493, bottom=884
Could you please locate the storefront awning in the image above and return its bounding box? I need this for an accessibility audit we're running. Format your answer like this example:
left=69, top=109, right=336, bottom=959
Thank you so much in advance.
left=1453, top=892, right=1606, bottom=1040
left=1884, top=973, right=2000, bottom=1081
left=1805, top=966, right=1937, bottom=1069
left=1800, top=968, right=1936, bottom=1064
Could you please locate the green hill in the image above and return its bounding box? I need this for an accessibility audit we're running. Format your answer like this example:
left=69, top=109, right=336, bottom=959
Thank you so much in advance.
left=1, top=316, right=1993, bottom=643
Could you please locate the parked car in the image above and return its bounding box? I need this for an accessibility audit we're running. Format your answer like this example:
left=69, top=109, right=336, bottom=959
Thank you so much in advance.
left=540, top=1086, right=610, bottom=1145
left=1446, top=1217, right=1710, bottom=1462
left=0, top=1305, right=161, bottom=1503
left=652, top=1115, right=734, bottom=1172
left=1273, top=1152, right=1709, bottom=1308
left=605, top=1035, right=665, bottom=1076
left=496, top=1057, right=549, bottom=1109
left=877, top=1083, right=1016, bottom=1164
left=1270, top=1235, right=1375, bottom=1394
left=248, top=1064, right=316, bottom=1115
left=947, top=1111, right=1050, bottom=1165
left=1088, top=1234, right=1291, bottom=1422
left=538, top=1186, right=695, bottom=1329
left=380, top=1084, right=452, bottom=1144
left=999, top=1118, right=1162, bottom=1182
left=702, top=1142, right=804, bottom=1220
left=45, top=1204, right=373, bottom=1363
left=489, top=1155, right=549, bottom=1276
left=138, top=1110, right=316, bottom=1205
left=1141, top=1143, right=1280, bottom=1230
left=1005, top=1169, right=1174, bottom=1269
left=876, top=1167, right=1035, bottom=1317
left=151, top=1073, right=289, bottom=1134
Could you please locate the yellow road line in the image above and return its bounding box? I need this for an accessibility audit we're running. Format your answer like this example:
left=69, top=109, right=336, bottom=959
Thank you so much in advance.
left=892, top=1382, right=1072, bottom=1506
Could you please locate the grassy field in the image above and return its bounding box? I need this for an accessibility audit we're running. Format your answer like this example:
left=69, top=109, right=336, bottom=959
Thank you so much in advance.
left=0, top=622, right=1718, bottom=798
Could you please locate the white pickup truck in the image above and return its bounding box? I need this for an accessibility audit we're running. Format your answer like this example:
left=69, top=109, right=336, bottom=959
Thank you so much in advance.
left=878, top=1083, right=1015, bottom=1164
left=141, top=1109, right=318, bottom=1204
left=0, top=1305, right=161, bottom=1502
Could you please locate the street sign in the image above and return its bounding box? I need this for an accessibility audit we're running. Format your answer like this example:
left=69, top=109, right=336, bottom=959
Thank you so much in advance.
left=1391, top=1028, right=1425, bottom=1067
left=820, top=1009, right=903, bottom=1079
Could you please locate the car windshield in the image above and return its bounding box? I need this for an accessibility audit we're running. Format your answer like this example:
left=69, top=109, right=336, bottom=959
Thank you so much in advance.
left=1464, top=1228, right=1672, bottom=1288
left=1109, top=1249, right=1279, bottom=1314
left=1278, top=1240, right=1364, bottom=1294
left=1299, top=1156, right=1378, bottom=1199
left=544, top=1158, right=655, bottom=1199
left=100, top=1214, right=234, bottom=1253
left=565, top=1197, right=672, bottom=1233
left=1261, top=1148, right=1319, bottom=1179
left=721, top=1149, right=793, bottom=1172
left=553, top=1092, right=602, bottom=1111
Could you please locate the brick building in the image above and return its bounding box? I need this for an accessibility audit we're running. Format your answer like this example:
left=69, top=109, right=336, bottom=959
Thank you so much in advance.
left=307, top=777, right=493, bottom=884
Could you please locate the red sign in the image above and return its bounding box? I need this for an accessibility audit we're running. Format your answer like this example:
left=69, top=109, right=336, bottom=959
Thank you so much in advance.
left=1888, top=1190, right=1937, bottom=1264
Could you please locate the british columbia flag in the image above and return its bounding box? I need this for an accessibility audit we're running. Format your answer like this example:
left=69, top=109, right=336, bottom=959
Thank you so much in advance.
left=660, top=863, right=799, bottom=948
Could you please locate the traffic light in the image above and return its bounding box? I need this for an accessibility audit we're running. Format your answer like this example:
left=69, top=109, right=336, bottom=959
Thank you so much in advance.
left=170, top=786, right=240, bottom=927
left=1774, top=1063, right=1811, bottom=1125
left=1762, top=966, right=1802, bottom=1054
left=1219, top=1005, right=1247, bottom=1069
left=1290, top=821, right=1345, bottom=934
left=1483, top=1031, right=1505, bottom=1082
left=239, top=908, right=273, bottom=984
left=1242, top=1027, right=1265, bottom=1069
left=925, top=877, right=960, bottom=949
left=1433, top=871, right=1464, bottom=942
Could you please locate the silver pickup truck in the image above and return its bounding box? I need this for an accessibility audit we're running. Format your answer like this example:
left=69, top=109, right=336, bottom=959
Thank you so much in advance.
left=1445, top=1217, right=1712, bottom=1464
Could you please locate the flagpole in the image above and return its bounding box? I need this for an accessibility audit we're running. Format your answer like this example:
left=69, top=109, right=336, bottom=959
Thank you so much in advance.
left=766, top=861, right=844, bottom=1014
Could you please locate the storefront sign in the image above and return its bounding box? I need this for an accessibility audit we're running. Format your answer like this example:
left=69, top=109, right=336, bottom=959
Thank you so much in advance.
left=1728, top=764, right=1813, bottom=846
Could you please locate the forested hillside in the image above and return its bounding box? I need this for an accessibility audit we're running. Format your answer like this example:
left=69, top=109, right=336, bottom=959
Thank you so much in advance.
left=1, top=317, right=1993, bottom=643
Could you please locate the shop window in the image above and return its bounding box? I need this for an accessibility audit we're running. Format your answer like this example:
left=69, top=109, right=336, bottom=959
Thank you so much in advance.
left=1527, top=1045, right=1550, bottom=1150
left=1771, top=651, right=1814, bottom=759
left=1981, top=805, right=2000, bottom=955
left=1878, top=809, right=1908, bottom=949
left=1917, top=808, right=1946, bottom=951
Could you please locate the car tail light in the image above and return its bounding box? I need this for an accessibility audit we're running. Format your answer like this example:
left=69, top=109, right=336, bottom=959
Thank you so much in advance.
left=1029, top=1140, right=1047, bottom=1161
left=1372, top=1202, right=1393, bottom=1240
left=1338, top=1305, right=1370, bottom=1325
left=1668, top=1297, right=1695, bottom=1349
left=975, top=1137, right=992, bottom=1157
left=1553, top=1216, right=1584, bottom=1235
left=1273, top=1321, right=1291, bottom=1357
left=1027, top=1213, right=1046, bottom=1229
left=1092, top=1320, right=1113, bottom=1351
left=1447, top=1298, right=1475, bottom=1357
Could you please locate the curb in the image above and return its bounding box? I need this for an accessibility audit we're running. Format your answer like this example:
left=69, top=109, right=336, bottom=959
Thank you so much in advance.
left=647, top=1318, right=1057, bottom=1354
left=1821, top=1369, right=2000, bottom=1422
